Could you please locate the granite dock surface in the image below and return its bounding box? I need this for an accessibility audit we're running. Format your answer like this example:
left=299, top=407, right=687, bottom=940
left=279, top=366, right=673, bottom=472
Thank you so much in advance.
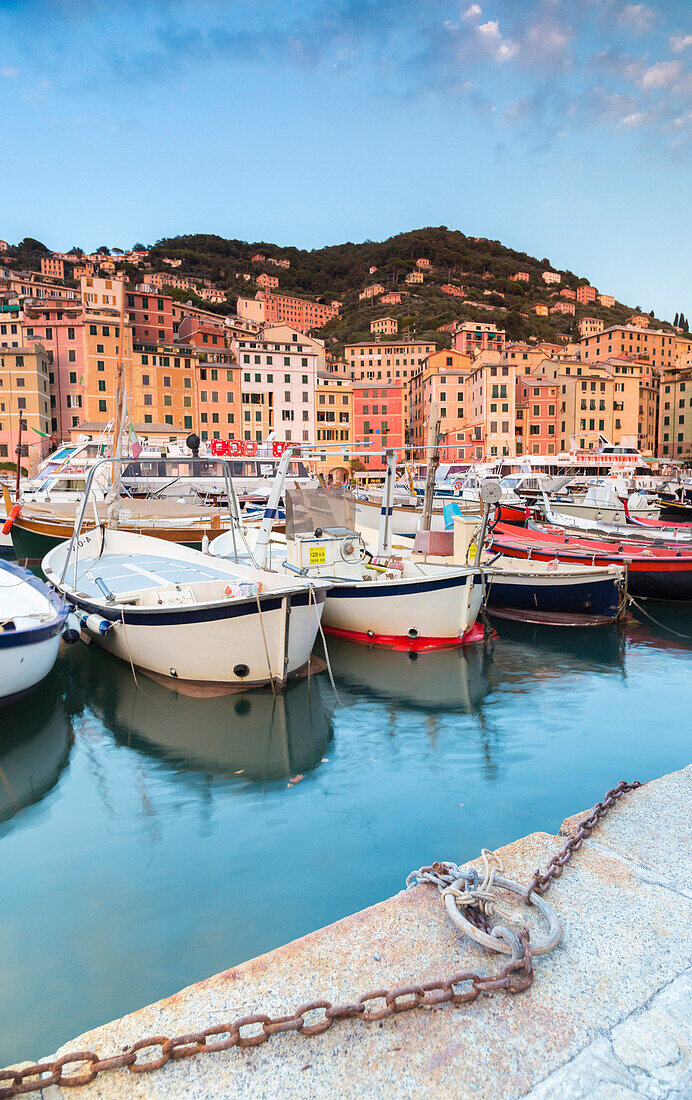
left=20, top=765, right=692, bottom=1098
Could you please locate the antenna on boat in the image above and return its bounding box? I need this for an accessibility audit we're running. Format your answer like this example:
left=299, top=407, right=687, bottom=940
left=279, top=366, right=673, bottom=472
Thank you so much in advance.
left=377, top=449, right=396, bottom=557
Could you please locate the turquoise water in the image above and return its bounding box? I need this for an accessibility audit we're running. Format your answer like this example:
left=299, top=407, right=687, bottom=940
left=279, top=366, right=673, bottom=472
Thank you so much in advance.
left=1, top=608, right=691, bottom=1065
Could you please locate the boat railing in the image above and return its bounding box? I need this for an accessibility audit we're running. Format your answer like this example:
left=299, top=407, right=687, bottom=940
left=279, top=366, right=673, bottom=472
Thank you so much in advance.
left=59, top=456, right=249, bottom=588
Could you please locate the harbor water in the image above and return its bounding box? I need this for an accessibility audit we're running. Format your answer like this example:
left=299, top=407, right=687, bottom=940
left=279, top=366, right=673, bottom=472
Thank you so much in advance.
left=2, top=607, right=692, bottom=1066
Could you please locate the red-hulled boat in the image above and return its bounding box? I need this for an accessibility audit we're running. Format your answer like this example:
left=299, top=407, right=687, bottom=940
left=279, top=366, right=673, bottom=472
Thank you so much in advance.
left=489, top=522, right=692, bottom=602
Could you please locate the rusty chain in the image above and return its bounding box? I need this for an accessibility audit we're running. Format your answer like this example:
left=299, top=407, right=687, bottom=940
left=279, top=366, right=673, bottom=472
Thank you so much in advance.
left=0, top=779, right=641, bottom=1098
left=524, top=779, right=642, bottom=902
left=0, top=938, right=533, bottom=1098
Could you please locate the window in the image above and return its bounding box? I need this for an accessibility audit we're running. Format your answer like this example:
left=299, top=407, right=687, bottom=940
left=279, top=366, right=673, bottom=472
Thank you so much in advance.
left=99, top=399, right=107, bottom=412
left=89, top=325, right=97, bottom=335
left=98, top=380, right=106, bottom=392
left=69, top=371, right=77, bottom=384
left=144, top=394, right=152, bottom=406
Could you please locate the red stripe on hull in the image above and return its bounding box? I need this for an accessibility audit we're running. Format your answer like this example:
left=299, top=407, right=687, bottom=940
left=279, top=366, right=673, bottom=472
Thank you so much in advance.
left=323, top=621, right=485, bottom=651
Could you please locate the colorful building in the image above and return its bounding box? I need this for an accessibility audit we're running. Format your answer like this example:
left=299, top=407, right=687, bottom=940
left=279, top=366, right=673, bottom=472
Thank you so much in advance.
left=234, top=328, right=320, bottom=445
left=21, top=297, right=85, bottom=437
left=515, top=376, right=558, bottom=455
left=576, top=284, right=597, bottom=305
left=659, top=365, right=692, bottom=459
left=358, top=284, right=385, bottom=301
left=441, top=284, right=465, bottom=298
left=352, top=381, right=405, bottom=469
left=578, top=317, right=605, bottom=339
left=542, top=271, right=561, bottom=285
left=581, top=325, right=676, bottom=373
left=453, top=322, right=505, bottom=357
left=126, top=289, right=175, bottom=345
left=256, top=272, right=279, bottom=290
left=550, top=301, right=575, bottom=316
left=0, top=344, right=52, bottom=469
left=40, top=257, right=65, bottom=281
left=510, top=272, right=530, bottom=282
left=370, top=316, right=398, bottom=335
left=598, top=294, right=615, bottom=308
left=407, top=349, right=472, bottom=462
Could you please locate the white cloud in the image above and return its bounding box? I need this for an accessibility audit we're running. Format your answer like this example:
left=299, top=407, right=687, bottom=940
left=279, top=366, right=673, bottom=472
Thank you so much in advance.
left=619, top=111, right=646, bottom=127
left=1, top=66, right=19, bottom=78
left=671, top=34, right=692, bottom=53
left=640, top=60, right=683, bottom=89
left=463, top=4, right=482, bottom=19
left=477, top=19, right=518, bottom=62
left=618, top=5, right=656, bottom=34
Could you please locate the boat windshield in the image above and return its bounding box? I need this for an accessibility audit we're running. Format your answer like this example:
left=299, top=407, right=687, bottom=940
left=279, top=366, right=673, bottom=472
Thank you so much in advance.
left=285, top=484, right=357, bottom=538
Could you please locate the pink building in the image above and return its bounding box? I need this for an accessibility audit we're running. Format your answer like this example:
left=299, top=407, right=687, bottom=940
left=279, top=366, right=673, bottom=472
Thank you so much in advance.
left=516, top=376, right=558, bottom=456
left=257, top=272, right=279, bottom=290
left=576, top=284, right=597, bottom=304
left=550, top=301, right=576, bottom=316
left=22, top=298, right=85, bottom=437
left=453, top=322, right=505, bottom=357
left=510, top=272, right=530, bottom=282
left=441, top=283, right=465, bottom=298
left=559, top=288, right=576, bottom=300
left=40, top=256, right=65, bottom=280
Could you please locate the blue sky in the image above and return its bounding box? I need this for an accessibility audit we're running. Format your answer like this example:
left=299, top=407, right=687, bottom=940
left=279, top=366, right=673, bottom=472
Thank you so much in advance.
left=1, top=0, right=690, bottom=318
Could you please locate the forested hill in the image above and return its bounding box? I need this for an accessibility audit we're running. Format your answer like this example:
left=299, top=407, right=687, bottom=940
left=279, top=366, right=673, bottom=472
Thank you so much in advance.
left=8, top=227, right=675, bottom=349
left=147, top=227, right=668, bottom=348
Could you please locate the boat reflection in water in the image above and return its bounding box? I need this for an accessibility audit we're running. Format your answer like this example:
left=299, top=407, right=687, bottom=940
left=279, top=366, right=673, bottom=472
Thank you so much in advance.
left=0, top=683, right=72, bottom=833
left=82, top=655, right=335, bottom=782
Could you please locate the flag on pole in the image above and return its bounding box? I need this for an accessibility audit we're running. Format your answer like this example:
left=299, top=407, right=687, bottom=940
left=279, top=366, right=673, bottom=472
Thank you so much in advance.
left=31, top=427, right=49, bottom=437
left=79, top=374, right=85, bottom=386
left=127, top=422, right=142, bottom=460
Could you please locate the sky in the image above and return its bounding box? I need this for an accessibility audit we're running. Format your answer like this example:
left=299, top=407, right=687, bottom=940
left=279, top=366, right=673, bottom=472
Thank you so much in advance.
left=1, top=0, right=691, bottom=319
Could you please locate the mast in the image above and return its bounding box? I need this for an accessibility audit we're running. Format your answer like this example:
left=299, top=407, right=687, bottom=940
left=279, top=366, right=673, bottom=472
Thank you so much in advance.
left=420, top=400, right=440, bottom=532
left=106, top=279, right=127, bottom=528
left=14, top=414, right=25, bottom=499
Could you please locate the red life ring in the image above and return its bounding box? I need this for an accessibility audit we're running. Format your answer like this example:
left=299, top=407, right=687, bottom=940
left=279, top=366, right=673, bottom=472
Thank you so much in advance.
left=2, top=503, right=21, bottom=534
left=454, top=480, right=464, bottom=492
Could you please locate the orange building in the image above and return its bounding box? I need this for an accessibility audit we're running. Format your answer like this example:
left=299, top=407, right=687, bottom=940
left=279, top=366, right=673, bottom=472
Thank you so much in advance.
left=353, top=381, right=405, bottom=469
left=576, top=284, right=597, bottom=304
left=516, top=376, right=558, bottom=455
left=510, top=272, right=530, bottom=282
left=441, top=284, right=466, bottom=298
left=0, top=344, right=52, bottom=469
left=81, top=309, right=131, bottom=425
left=408, top=349, right=472, bottom=462
left=581, top=325, right=676, bottom=373
left=261, top=291, right=339, bottom=333
left=126, top=288, right=175, bottom=344
left=41, top=256, right=65, bottom=281
left=257, top=272, right=279, bottom=290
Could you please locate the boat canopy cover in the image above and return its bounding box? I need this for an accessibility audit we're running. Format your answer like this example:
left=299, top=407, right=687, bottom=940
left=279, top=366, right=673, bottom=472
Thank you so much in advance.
left=286, top=485, right=356, bottom=539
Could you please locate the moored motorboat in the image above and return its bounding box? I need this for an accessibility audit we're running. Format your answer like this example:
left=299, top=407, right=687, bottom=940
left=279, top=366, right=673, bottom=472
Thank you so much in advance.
left=489, top=521, right=692, bottom=602
left=43, top=527, right=331, bottom=692
left=0, top=561, right=68, bottom=706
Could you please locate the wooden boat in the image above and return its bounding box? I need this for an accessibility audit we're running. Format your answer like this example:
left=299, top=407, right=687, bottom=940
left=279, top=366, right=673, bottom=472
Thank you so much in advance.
left=43, top=528, right=331, bottom=692
left=2, top=484, right=234, bottom=563
left=489, top=521, right=692, bottom=602
left=0, top=560, right=68, bottom=706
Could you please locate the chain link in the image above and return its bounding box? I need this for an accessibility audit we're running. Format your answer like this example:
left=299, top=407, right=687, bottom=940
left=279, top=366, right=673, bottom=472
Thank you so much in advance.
left=0, top=936, right=532, bottom=1098
left=0, top=780, right=641, bottom=1099
left=524, top=780, right=642, bottom=901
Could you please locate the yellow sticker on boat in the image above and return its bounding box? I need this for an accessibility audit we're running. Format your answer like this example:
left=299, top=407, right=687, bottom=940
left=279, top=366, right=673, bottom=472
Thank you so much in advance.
left=309, top=545, right=326, bottom=564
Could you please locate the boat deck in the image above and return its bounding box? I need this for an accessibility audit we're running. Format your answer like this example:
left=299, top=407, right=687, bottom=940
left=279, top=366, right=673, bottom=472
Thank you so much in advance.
left=73, top=554, right=241, bottom=600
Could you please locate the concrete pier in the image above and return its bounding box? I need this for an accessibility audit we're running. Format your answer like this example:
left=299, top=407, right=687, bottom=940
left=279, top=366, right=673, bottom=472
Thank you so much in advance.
left=17, top=765, right=692, bottom=1098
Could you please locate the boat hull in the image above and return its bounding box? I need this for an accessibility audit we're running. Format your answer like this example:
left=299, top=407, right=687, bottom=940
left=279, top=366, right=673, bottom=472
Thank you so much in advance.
left=486, top=572, right=620, bottom=619
left=0, top=628, right=63, bottom=706
left=322, top=571, right=484, bottom=650
left=10, top=516, right=219, bottom=564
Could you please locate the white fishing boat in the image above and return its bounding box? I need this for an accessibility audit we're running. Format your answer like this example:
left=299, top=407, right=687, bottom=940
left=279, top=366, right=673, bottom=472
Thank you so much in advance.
left=0, top=561, right=68, bottom=706
left=213, top=448, right=484, bottom=651
left=43, top=526, right=330, bottom=693
left=545, top=482, right=659, bottom=524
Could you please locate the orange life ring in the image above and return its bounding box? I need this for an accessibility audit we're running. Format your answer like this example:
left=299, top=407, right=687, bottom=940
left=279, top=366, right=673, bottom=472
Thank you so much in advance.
left=2, top=503, right=21, bottom=534
left=454, top=480, right=464, bottom=492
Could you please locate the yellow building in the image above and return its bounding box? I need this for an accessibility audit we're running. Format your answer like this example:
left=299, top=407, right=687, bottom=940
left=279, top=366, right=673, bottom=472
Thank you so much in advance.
left=315, top=371, right=352, bottom=478
left=344, top=338, right=438, bottom=418
left=0, top=344, right=52, bottom=469
left=81, top=309, right=131, bottom=425
left=581, top=325, right=676, bottom=373
left=659, top=366, right=692, bottom=460
left=465, top=359, right=518, bottom=459
left=534, top=358, right=640, bottom=452
left=370, top=316, right=398, bottom=335
left=408, top=349, right=472, bottom=460
left=358, top=284, right=385, bottom=301
left=578, top=317, right=605, bottom=339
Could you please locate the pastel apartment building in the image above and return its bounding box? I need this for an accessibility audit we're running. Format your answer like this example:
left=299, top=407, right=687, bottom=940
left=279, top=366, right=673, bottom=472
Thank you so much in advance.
left=359, top=284, right=385, bottom=301
left=510, top=272, right=530, bottom=282
left=578, top=317, right=605, bottom=339
left=576, top=284, right=597, bottom=305
left=542, top=271, right=561, bottom=285
left=80, top=275, right=124, bottom=312
left=0, top=344, right=52, bottom=468
left=599, top=294, right=615, bottom=308
left=267, top=257, right=290, bottom=269
left=251, top=254, right=266, bottom=263
left=407, top=349, right=472, bottom=461
left=515, top=376, right=558, bottom=455
left=370, top=316, right=398, bottom=335
left=129, top=341, right=203, bottom=434
left=533, top=357, right=640, bottom=453
left=453, top=322, right=505, bottom=357
left=236, top=291, right=339, bottom=334
left=381, top=291, right=407, bottom=305
left=0, top=240, right=8, bottom=252
left=234, top=326, right=321, bottom=445
left=441, top=284, right=465, bottom=298
left=465, top=359, right=518, bottom=459
left=405, top=271, right=424, bottom=285
left=126, top=288, right=175, bottom=345
left=658, top=365, right=692, bottom=459
left=344, top=339, right=437, bottom=417
left=532, top=304, right=549, bottom=316
left=352, top=381, right=405, bottom=468
left=416, top=258, right=432, bottom=271
left=257, top=272, right=279, bottom=290
left=627, top=314, right=650, bottom=329
left=559, top=288, right=576, bottom=300
left=581, top=325, right=677, bottom=373
left=40, top=256, right=65, bottom=281
left=315, top=371, right=352, bottom=465
left=550, top=301, right=575, bottom=316
left=21, top=297, right=86, bottom=436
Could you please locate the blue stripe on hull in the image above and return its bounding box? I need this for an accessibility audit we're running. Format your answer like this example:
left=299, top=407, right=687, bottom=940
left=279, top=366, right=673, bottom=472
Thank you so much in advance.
left=65, top=586, right=325, bottom=627
left=328, top=573, right=473, bottom=599
left=487, top=576, right=619, bottom=617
